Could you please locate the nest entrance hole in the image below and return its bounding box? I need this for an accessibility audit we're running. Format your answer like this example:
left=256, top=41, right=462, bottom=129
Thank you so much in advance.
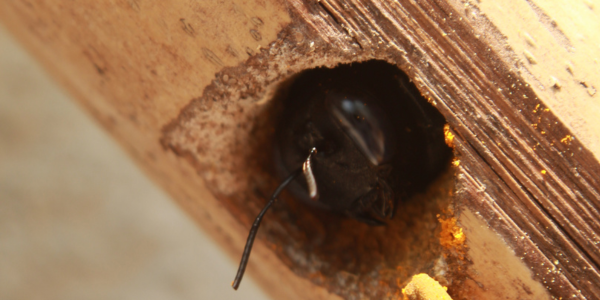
left=247, top=60, right=456, bottom=296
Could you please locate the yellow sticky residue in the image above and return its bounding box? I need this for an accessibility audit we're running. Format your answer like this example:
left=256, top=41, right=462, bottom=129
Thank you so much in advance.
left=452, top=159, right=460, bottom=167
left=541, top=170, right=547, bottom=175
left=560, top=135, right=573, bottom=145
left=453, top=227, right=465, bottom=241
left=401, top=273, right=453, bottom=300
left=443, top=124, right=455, bottom=147
left=438, top=215, right=467, bottom=259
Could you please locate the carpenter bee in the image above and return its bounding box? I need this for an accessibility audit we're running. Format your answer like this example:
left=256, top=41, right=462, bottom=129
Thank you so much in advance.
left=232, top=61, right=451, bottom=290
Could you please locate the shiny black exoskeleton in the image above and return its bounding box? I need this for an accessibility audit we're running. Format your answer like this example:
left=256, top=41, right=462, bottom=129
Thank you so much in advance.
left=232, top=61, right=451, bottom=290
left=275, top=61, right=451, bottom=225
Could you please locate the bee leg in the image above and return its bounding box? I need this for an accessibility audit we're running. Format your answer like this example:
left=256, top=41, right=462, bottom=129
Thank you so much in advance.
left=353, top=188, right=378, bottom=211
left=376, top=179, right=394, bottom=218
left=391, top=196, right=400, bottom=219
left=347, top=188, right=385, bottom=226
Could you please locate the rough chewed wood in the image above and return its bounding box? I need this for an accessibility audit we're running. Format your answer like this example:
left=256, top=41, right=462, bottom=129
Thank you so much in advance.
left=2, top=0, right=599, bottom=299
left=162, top=1, right=600, bottom=299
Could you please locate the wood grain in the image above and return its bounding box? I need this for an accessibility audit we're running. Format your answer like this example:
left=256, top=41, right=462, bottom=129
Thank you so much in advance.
left=2, top=0, right=599, bottom=299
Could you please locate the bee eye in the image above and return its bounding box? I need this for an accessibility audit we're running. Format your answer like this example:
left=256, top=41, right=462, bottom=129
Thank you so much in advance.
left=328, top=92, right=390, bottom=166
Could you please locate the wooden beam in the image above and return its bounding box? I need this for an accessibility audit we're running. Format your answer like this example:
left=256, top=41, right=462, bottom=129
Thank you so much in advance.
left=2, top=0, right=598, bottom=299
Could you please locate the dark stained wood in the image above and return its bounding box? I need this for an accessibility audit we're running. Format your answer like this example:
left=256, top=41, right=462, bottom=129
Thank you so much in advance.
left=162, top=0, right=600, bottom=299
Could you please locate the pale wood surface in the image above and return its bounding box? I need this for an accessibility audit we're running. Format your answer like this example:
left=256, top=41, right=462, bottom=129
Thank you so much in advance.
left=0, top=1, right=333, bottom=300
left=0, top=25, right=269, bottom=300
left=1, top=0, right=599, bottom=299
left=465, top=0, right=600, bottom=159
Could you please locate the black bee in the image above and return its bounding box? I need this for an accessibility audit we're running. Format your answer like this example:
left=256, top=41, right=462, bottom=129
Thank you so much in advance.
left=232, top=61, right=451, bottom=290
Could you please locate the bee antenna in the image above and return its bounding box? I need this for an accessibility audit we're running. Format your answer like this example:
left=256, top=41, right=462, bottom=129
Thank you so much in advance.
left=232, top=168, right=302, bottom=290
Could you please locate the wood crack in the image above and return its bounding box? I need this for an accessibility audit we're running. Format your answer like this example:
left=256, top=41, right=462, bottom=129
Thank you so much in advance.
left=317, top=1, right=364, bottom=50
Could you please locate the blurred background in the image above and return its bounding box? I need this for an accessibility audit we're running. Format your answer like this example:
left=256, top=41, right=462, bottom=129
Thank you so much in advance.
left=0, top=24, right=269, bottom=300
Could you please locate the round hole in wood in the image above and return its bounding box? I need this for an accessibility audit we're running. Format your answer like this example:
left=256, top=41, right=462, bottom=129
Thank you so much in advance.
left=251, top=60, right=456, bottom=298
